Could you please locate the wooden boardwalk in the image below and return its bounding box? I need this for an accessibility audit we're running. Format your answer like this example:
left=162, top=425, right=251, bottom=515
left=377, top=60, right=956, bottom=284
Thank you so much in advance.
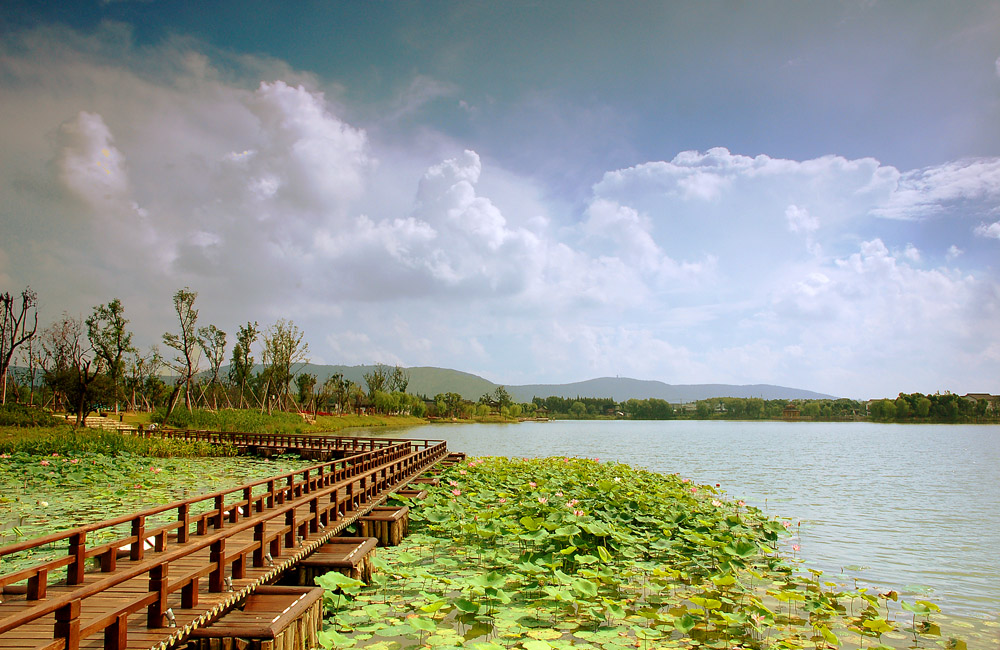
left=0, top=437, right=448, bottom=650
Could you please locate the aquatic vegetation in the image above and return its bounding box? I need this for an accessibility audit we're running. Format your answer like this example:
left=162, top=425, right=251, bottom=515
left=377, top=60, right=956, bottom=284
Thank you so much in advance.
left=318, top=457, right=960, bottom=650
left=0, top=451, right=308, bottom=573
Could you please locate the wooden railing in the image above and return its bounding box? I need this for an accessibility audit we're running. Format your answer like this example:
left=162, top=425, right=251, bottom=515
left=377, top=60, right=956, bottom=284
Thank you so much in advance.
left=131, top=427, right=443, bottom=455
left=0, top=438, right=448, bottom=650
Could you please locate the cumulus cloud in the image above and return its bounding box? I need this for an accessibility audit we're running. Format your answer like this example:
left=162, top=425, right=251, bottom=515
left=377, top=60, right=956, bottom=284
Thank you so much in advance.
left=2, top=25, right=999, bottom=398
left=974, top=221, right=1000, bottom=239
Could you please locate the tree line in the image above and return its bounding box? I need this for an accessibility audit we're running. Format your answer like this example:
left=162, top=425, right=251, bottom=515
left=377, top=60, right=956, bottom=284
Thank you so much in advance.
left=0, top=286, right=423, bottom=425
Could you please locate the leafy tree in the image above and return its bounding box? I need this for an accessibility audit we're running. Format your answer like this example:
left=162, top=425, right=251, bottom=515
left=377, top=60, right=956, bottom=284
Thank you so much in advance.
left=1, top=287, right=39, bottom=404
left=198, top=324, right=227, bottom=409
left=363, top=363, right=391, bottom=397
left=162, top=288, right=200, bottom=412
left=85, top=298, right=134, bottom=413
left=229, top=321, right=260, bottom=408
left=296, top=373, right=317, bottom=407
left=389, top=365, right=409, bottom=393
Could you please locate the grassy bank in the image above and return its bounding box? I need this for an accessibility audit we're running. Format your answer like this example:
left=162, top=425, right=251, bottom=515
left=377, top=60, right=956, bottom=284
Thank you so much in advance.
left=147, top=407, right=428, bottom=435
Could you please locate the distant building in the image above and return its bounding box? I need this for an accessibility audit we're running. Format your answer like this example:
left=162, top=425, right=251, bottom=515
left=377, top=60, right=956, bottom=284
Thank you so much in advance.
left=782, top=403, right=800, bottom=420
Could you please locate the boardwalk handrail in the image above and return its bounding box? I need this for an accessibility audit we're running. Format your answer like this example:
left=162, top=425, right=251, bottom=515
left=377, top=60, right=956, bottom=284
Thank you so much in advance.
left=0, top=439, right=448, bottom=649
left=133, top=428, right=443, bottom=454
left=0, top=443, right=404, bottom=560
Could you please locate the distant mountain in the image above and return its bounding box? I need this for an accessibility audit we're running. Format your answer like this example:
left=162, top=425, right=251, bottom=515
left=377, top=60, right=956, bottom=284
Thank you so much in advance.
left=281, top=365, right=836, bottom=403
left=506, top=377, right=837, bottom=403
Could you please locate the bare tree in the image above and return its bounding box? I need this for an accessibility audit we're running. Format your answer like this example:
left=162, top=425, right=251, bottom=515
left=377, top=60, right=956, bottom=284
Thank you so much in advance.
left=42, top=313, right=111, bottom=426
left=260, top=319, right=309, bottom=412
left=198, top=324, right=227, bottom=410
left=1, top=288, right=39, bottom=404
left=86, top=298, right=134, bottom=414
left=162, top=288, right=200, bottom=411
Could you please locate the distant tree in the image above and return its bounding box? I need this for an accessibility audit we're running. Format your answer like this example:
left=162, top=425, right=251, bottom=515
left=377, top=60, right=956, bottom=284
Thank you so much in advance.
left=198, top=324, right=227, bottom=409
left=295, top=373, right=317, bottom=408
left=85, top=298, right=134, bottom=413
left=260, top=319, right=308, bottom=411
left=229, top=321, right=260, bottom=409
left=363, top=363, right=391, bottom=397
left=1, top=287, right=39, bottom=404
left=162, top=288, right=200, bottom=412
left=389, top=365, right=409, bottom=393
left=42, top=313, right=112, bottom=425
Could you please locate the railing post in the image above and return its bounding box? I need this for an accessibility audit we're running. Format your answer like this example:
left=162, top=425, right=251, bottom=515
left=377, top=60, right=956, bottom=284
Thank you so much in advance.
left=104, top=613, right=127, bottom=650
left=177, top=502, right=190, bottom=543
left=27, top=568, right=47, bottom=599
left=147, top=563, right=168, bottom=627
left=67, top=531, right=86, bottom=585
left=214, top=494, right=225, bottom=529
left=209, top=539, right=226, bottom=592
left=131, top=515, right=146, bottom=561
left=54, top=599, right=81, bottom=650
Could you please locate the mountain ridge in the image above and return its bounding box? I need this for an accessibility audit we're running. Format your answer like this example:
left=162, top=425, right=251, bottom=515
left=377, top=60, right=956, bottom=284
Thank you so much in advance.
left=286, top=365, right=837, bottom=403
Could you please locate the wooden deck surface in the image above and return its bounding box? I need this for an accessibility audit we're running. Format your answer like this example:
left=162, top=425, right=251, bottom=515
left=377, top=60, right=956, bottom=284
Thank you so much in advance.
left=0, top=438, right=448, bottom=650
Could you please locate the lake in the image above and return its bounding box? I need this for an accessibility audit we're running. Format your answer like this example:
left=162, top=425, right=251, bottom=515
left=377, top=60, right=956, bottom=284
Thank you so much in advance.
left=388, top=420, right=1000, bottom=640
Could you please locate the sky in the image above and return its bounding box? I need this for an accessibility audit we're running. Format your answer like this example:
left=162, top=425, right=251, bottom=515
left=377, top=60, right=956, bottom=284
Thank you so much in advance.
left=1, top=1, right=999, bottom=400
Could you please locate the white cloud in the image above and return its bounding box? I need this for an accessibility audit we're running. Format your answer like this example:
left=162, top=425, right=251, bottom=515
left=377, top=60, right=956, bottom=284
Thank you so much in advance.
left=785, top=204, right=819, bottom=233
left=2, top=26, right=999, bottom=398
left=974, top=221, right=1000, bottom=239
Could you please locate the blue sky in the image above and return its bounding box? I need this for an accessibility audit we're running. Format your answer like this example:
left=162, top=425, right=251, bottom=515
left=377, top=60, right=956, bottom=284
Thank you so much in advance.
left=2, top=1, right=999, bottom=398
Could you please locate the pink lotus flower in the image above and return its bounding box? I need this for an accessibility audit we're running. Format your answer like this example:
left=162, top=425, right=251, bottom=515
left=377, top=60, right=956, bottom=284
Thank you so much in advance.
left=459, top=470, right=467, bottom=475
left=737, top=500, right=746, bottom=507
left=567, top=499, right=580, bottom=507
left=792, top=544, right=800, bottom=552
left=529, top=481, right=537, bottom=488
left=681, top=478, right=689, bottom=483
left=150, top=467, right=162, bottom=474
left=573, top=509, right=585, bottom=516
left=451, top=489, right=461, bottom=496
left=538, top=497, right=548, bottom=504
left=498, top=497, right=507, bottom=504
left=40, top=460, right=50, bottom=466
left=0, top=453, right=9, bottom=458
left=712, top=499, right=722, bottom=507
left=782, top=521, right=792, bottom=529
left=690, top=487, right=697, bottom=494
left=51, top=453, right=59, bottom=457
left=448, top=480, right=458, bottom=486
left=555, top=491, right=563, bottom=497
left=70, top=458, right=79, bottom=464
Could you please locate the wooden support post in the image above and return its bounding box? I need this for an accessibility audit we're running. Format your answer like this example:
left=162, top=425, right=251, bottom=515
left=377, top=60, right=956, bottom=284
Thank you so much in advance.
left=67, top=531, right=86, bottom=585
left=54, top=599, right=81, bottom=650
left=101, top=546, right=116, bottom=572
left=104, top=613, right=127, bottom=650
left=182, top=577, right=199, bottom=608
left=27, top=568, right=47, bottom=600
left=209, top=539, right=226, bottom=592
left=177, top=502, right=190, bottom=543
left=267, top=479, right=276, bottom=508
left=285, top=509, right=296, bottom=549
left=147, top=563, right=168, bottom=627
left=309, top=497, right=319, bottom=533
left=131, top=515, right=145, bottom=561
left=253, top=521, right=265, bottom=567
left=214, top=494, right=225, bottom=529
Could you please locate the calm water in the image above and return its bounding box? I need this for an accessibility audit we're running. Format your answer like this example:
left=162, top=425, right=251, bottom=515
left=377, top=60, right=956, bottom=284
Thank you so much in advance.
left=391, top=420, right=1000, bottom=628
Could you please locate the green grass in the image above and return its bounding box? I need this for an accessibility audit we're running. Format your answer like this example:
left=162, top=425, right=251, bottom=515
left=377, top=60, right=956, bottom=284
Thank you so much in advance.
left=152, top=407, right=428, bottom=435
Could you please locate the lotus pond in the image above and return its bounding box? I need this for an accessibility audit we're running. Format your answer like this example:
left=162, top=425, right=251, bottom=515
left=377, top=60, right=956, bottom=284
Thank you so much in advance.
left=317, top=457, right=969, bottom=650
left=0, top=450, right=309, bottom=575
